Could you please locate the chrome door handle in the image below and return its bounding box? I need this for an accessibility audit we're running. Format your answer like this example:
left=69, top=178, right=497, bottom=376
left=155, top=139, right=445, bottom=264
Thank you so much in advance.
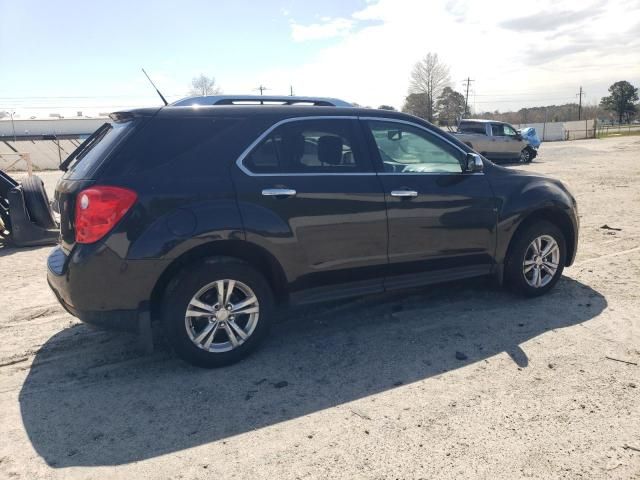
left=262, top=188, right=297, bottom=197
left=390, top=190, right=418, bottom=198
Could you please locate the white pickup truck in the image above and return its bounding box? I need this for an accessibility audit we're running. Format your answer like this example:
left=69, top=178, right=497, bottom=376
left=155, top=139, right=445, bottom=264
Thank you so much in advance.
left=454, top=119, right=538, bottom=162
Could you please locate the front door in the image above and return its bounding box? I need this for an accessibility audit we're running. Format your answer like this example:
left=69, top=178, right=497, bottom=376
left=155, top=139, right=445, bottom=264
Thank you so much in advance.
left=362, top=118, right=497, bottom=287
left=502, top=123, right=525, bottom=159
left=232, top=117, right=388, bottom=299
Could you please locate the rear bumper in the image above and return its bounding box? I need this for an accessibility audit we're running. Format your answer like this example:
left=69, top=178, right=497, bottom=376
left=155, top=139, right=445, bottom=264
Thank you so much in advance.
left=46, top=245, right=168, bottom=332
left=47, top=278, right=139, bottom=332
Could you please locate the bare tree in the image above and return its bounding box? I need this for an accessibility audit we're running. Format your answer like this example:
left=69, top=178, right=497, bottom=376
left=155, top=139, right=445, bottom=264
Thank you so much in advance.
left=408, top=53, right=451, bottom=122
left=189, top=74, right=222, bottom=96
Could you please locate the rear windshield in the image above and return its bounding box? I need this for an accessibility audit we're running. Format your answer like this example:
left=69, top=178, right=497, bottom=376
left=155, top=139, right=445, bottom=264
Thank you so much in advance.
left=458, top=122, right=487, bottom=135
left=63, top=120, right=137, bottom=180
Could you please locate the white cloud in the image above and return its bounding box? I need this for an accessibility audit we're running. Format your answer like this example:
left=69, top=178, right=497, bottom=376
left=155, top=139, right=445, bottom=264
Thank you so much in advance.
left=290, top=17, right=354, bottom=42
left=268, top=0, right=640, bottom=111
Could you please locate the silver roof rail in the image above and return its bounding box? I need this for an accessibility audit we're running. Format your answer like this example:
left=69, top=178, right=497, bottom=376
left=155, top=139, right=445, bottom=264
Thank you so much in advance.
left=171, top=95, right=353, bottom=107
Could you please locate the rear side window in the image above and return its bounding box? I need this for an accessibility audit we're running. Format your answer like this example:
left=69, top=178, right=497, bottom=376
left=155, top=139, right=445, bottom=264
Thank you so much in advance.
left=63, top=121, right=136, bottom=180
left=457, top=122, right=486, bottom=135
left=243, top=119, right=370, bottom=174
left=107, top=117, right=243, bottom=175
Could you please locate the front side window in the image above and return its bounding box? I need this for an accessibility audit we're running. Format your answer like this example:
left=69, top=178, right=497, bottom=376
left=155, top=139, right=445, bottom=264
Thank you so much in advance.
left=367, top=121, right=462, bottom=174
left=244, top=119, right=367, bottom=174
left=503, top=125, right=517, bottom=137
left=491, top=124, right=505, bottom=137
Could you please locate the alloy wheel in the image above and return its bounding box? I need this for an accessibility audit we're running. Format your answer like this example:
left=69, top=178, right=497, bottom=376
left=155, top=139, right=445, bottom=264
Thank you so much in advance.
left=184, top=279, right=260, bottom=353
left=522, top=235, right=560, bottom=288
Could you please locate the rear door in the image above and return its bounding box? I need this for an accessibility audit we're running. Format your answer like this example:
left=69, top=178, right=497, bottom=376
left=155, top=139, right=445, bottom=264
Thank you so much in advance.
left=232, top=117, right=388, bottom=300
left=362, top=118, right=496, bottom=286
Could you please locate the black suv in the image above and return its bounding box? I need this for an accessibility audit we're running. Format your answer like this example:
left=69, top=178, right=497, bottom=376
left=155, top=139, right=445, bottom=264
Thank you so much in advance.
left=47, top=96, right=579, bottom=367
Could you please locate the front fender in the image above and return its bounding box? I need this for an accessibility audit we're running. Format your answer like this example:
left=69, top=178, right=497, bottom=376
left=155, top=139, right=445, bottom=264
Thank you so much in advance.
left=489, top=169, right=578, bottom=266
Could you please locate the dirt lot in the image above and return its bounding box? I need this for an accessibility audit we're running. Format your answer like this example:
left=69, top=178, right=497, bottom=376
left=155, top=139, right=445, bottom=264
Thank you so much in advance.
left=1, top=136, right=639, bottom=479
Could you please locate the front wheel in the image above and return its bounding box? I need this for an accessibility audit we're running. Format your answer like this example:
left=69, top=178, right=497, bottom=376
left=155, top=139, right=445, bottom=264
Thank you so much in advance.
left=504, top=221, right=566, bottom=297
left=519, top=147, right=533, bottom=163
left=162, top=258, right=274, bottom=367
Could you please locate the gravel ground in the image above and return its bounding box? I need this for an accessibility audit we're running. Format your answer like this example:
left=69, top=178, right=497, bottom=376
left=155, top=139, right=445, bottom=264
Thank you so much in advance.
left=1, top=136, right=639, bottom=479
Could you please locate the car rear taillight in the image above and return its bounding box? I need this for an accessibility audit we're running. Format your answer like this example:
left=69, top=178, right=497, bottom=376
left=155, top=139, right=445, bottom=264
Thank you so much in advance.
left=75, top=186, right=137, bottom=244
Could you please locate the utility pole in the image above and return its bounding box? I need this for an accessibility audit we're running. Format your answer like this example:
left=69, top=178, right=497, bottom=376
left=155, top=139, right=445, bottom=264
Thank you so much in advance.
left=290, top=85, right=294, bottom=96
left=462, top=77, right=474, bottom=117
left=255, top=85, right=269, bottom=96
left=577, top=86, right=585, bottom=120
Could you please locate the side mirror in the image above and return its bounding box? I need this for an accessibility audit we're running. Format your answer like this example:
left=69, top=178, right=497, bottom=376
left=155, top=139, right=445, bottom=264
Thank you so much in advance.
left=515, top=133, right=523, bottom=141
left=387, top=130, right=402, bottom=141
left=464, top=153, right=483, bottom=173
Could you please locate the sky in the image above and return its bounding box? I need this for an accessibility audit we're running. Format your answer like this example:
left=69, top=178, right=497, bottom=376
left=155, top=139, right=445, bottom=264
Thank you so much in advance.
left=1, top=0, right=639, bottom=118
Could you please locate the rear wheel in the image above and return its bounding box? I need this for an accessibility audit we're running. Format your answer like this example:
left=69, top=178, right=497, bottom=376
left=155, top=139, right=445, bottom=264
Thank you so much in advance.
left=505, top=221, right=566, bottom=297
left=162, top=258, right=274, bottom=367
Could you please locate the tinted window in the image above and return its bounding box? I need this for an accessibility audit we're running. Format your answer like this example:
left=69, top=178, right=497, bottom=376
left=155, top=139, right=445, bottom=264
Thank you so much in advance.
left=491, top=124, right=505, bottom=136
left=107, top=117, right=242, bottom=175
left=244, top=119, right=368, bottom=174
left=64, top=121, right=136, bottom=180
left=368, top=121, right=462, bottom=174
left=458, top=122, right=486, bottom=135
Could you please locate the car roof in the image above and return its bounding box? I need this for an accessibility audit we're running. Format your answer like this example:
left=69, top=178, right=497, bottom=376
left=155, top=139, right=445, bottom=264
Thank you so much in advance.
left=459, top=119, right=500, bottom=124
left=121, top=105, right=421, bottom=122
left=172, top=95, right=353, bottom=107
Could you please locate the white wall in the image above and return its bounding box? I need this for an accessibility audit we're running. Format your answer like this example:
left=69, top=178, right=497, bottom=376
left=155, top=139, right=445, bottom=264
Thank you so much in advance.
left=513, top=122, right=564, bottom=141
left=0, top=118, right=107, bottom=137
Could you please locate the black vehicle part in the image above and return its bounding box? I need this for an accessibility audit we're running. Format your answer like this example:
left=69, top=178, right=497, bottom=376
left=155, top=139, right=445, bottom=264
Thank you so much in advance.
left=0, top=169, right=18, bottom=198
left=0, top=171, right=16, bottom=235
left=21, top=175, right=57, bottom=229
left=5, top=186, right=58, bottom=246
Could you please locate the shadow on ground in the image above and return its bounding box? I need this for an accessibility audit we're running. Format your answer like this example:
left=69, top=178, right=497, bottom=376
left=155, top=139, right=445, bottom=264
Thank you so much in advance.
left=0, top=239, right=49, bottom=257
left=19, top=276, right=606, bottom=467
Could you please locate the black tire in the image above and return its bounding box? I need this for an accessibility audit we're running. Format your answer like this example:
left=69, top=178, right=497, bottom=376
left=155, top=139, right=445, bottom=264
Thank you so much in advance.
left=504, top=221, right=566, bottom=297
left=520, top=147, right=533, bottom=163
left=162, top=257, right=274, bottom=368
left=22, top=175, right=56, bottom=229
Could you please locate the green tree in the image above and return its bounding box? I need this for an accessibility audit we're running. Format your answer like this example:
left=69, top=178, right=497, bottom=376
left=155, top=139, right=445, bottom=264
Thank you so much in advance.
left=600, top=81, right=638, bottom=124
left=435, top=87, right=465, bottom=126
left=402, top=92, right=430, bottom=119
